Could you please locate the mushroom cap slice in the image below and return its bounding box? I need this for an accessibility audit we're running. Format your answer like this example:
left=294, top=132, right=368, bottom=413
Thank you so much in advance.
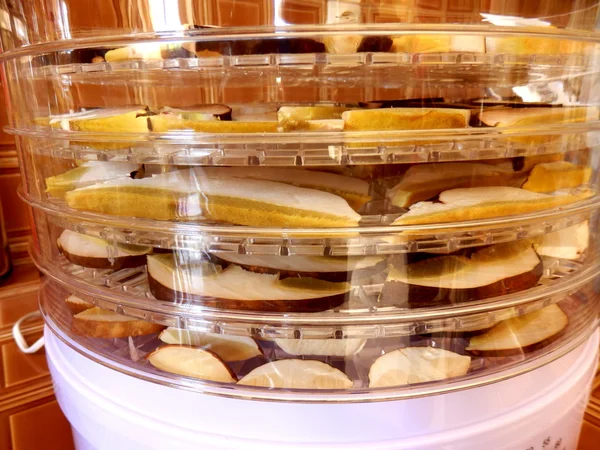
left=369, top=347, right=471, bottom=388
left=238, top=359, right=353, bottom=389
left=147, top=345, right=237, bottom=383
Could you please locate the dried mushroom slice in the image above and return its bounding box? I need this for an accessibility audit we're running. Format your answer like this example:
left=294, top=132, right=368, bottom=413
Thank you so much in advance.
left=466, top=304, right=569, bottom=354
left=387, top=162, right=517, bottom=208
left=65, top=295, right=93, bottom=315
left=65, top=168, right=362, bottom=227
left=238, top=359, right=353, bottom=389
left=380, top=241, right=542, bottom=307
left=278, top=106, right=350, bottom=121
left=58, top=230, right=151, bottom=270
left=147, top=254, right=351, bottom=312
left=534, top=221, right=589, bottom=260
left=393, top=186, right=592, bottom=226
left=522, top=161, right=592, bottom=193
left=149, top=115, right=277, bottom=133
left=45, top=161, right=140, bottom=199
left=71, top=307, right=164, bottom=339
left=147, top=346, right=237, bottom=383
left=324, top=35, right=363, bottom=55
left=369, top=347, right=471, bottom=388
left=42, top=107, right=150, bottom=133
left=342, top=108, right=470, bottom=131
left=197, top=166, right=371, bottom=211
left=158, top=328, right=262, bottom=361
left=392, top=35, right=484, bottom=53
left=478, top=106, right=598, bottom=128
left=104, top=43, right=195, bottom=61
left=275, top=338, right=366, bottom=357
left=485, top=36, right=563, bottom=55
left=157, top=105, right=232, bottom=121
left=213, top=253, right=386, bottom=282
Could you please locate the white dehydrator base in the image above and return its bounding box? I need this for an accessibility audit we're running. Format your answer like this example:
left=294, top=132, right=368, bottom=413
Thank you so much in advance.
left=46, top=327, right=599, bottom=450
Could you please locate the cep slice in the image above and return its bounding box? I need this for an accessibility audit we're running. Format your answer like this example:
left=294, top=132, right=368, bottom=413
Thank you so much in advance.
left=393, top=186, right=592, bottom=226
left=522, top=161, right=592, bottom=193
left=71, top=307, right=164, bottom=338
left=147, top=346, right=236, bottom=383
left=369, top=347, right=471, bottom=388
left=159, top=105, right=232, bottom=121
left=342, top=108, right=470, bottom=131
left=392, top=35, right=484, bottom=53
left=158, top=328, right=262, bottom=361
left=213, top=253, right=386, bottom=282
left=65, top=295, right=93, bottom=314
left=387, top=162, right=516, bottom=207
left=275, top=338, right=366, bottom=357
left=58, top=230, right=151, bottom=270
left=278, top=106, right=350, bottom=131
left=147, top=254, right=351, bottom=312
left=104, top=43, right=180, bottom=61
left=380, top=241, right=542, bottom=306
left=534, top=221, right=589, bottom=260
left=478, top=107, right=598, bottom=128
left=150, top=105, right=232, bottom=131
left=197, top=166, right=370, bottom=210
left=466, top=304, right=569, bottom=354
left=149, top=115, right=277, bottom=133
left=46, top=107, right=150, bottom=133
left=238, top=359, right=353, bottom=389
left=278, top=106, right=350, bottom=121
left=65, top=168, right=362, bottom=227
left=45, top=162, right=140, bottom=198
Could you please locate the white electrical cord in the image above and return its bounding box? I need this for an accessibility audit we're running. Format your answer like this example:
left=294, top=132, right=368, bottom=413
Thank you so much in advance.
left=12, top=310, right=45, bottom=353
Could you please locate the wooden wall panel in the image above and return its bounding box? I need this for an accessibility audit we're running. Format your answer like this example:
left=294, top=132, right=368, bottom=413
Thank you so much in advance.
left=210, top=0, right=273, bottom=27
left=280, top=0, right=325, bottom=25
left=0, top=77, right=31, bottom=264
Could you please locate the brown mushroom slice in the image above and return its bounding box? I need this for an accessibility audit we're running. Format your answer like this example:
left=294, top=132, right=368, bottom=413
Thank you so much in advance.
left=45, top=161, right=140, bottom=199
left=58, top=230, right=151, bottom=270
left=147, top=254, right=351, bottom=312
left=65, top=168, right=362, bottom=227
left=212, top=253, right=386, bottom=282
left=105, top=42, right=197, bottom=61
left=156, top=105, right=232, bottom=122
left=466, top=304, right=569, bottom=354
left=380, top=241, right=543, bottom=307
left=393, top=186, right=593, bottom=226
left=71, top=307, right=164, bottom=339
left=158, top=328, right=262, bottom=361
left=275, top=338, right=366, bottom=357
left=147, top=346, right=237, bottom=383
left=342, top=108, right=470, bottom=131
left=42, top=107, right=150, bottom=133
left=197, top=166, right=370, bottom=211
left=534, top=221, right=589, bottom=260
left=238, top=359, right=353, bottom=389
left=522, top=161, right=592, bottom=193
left=65, top=295, right=93, bottom=314
left=392, top=35, right=484, bottom=53
left=478, top=106, right=598, bottom=128
left=149, top=115, right=278, bottom=133
left=369, top=347, right=471, bottom=388
left=387, top=162, right=517, bottom=208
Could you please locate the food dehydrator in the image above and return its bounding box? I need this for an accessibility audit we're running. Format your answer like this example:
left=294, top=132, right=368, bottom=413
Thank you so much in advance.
left=1, top=1, right=600, bottom=449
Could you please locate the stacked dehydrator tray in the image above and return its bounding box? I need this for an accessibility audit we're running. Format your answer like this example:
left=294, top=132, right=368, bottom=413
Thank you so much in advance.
left=1, top=1, right=600, bottom=449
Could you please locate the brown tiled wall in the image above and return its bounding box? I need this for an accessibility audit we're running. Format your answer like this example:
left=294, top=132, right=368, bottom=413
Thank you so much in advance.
left=0, top=81, right=31, bottom=265
left=0, top=81, right=72, bottom=448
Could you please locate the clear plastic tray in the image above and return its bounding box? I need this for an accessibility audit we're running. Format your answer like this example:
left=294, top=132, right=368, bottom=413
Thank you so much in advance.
left=29, top=203, right=600, bottom=337
left=40, top=277, right=600, bottom=401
